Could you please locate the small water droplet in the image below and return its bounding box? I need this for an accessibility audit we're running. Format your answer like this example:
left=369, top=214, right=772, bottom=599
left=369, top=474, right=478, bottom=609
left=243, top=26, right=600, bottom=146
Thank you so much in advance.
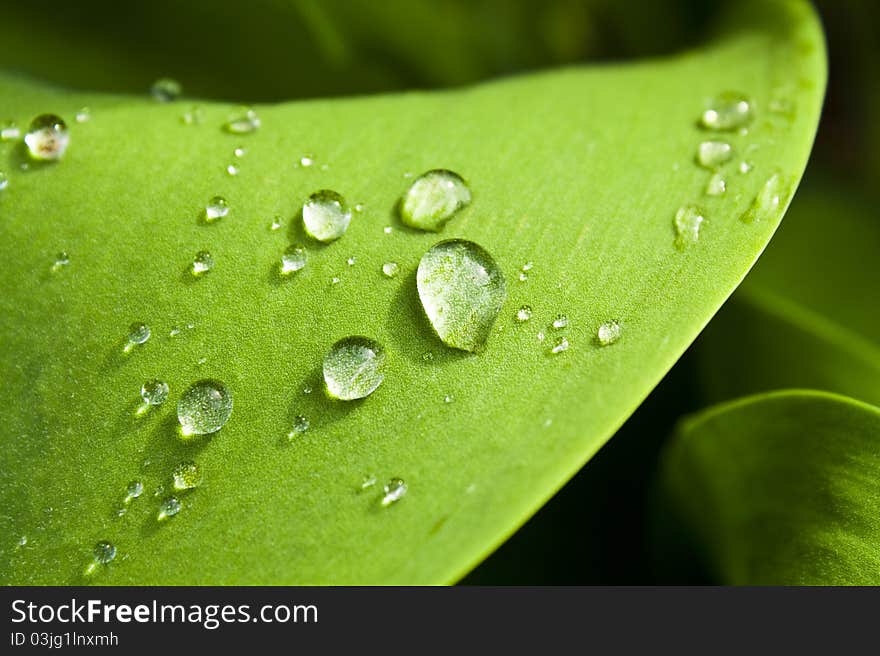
left=738, top=160, right=753, bottom=174
left=0, top=172, right=8, bottom=191
left=141, top=379, right=169, bottom=406
left=17, top=536, right=27, bottom=547
left=518, top=272, right=528, bottom=282
left=177, top=379, right=233, bottom=435
left=233, top=146, right=246, bottom=158
left=347, top=256, right=356, bottom=266
left=323, top=337, right=386, bottom=401
left=696, top=140, right=733, bottom=169
left=154, top=483, right=166, bottom=498
left=287, top=415, right=310, bottom=440
left=171, top=461, right=203, bottom=490
left=197, top=357, right=207, bottom=365
left=302, top=189, right=351, bottom=243
left=360, top=475, right=377, bottom=490
left=597, top=320, right=621, bottom=346
left=116, top=507, right=128, bottom=518
left=705, top=172, right=726, bottom=196
left=673, top=205, right=705, bottom=249
left=515, top=305, right=533, bottom=322
left=552, top=314, right=568, bottom=330
left=205, top=196, right=229, bottom=221
left=700, top=92, right=753, bottom=131
left=157, top=496, right=182, bottom=521
left=417, top=239, right=506, bottom=353
left=354, top=203, right=365, bottom=213
left=281, top=246, right=307, bottom=275
left=299, top=154, right=315, bottom=167
left=75, top=107, right=91, bottom=123
left=92, top=540, right=117, bottom=565
left=24, top=114, right=69, bottom=161
left=400, top=169, right=471, bottom=231
left=169, top=326, right=181, bottom=337
left=125, top=322, right=151, bottom=351
left=382, top=262, right=399, bottom=278
left=537, top=330, right=545, bottom=342
left=443, top=394, right=454, bottom=404
left=381, top=478, right=408, bottom=506
left=383, top=226, right=393, bottom=235
left=124, top=480, right=144, bottom=503
left=192, top=250, right=215, bottom=275
left=0, top=121, right=20, bottom=141
left=181, top=105, right=204, bottom=125
left=226, top=164, right=239, bottom=176
left=740, top=172, right=788, bottom=224
left=150, top=78, right=182, bottom=102
left=521, top=262, right=533, bottom=272
left=50, top=251, right=70, bottom=272
left=224, top=107, right=260, bottom=134
left=330, top=276, right=341, bottom=285
left=550, top=336, right=569, bottom=354
left=270, top=216, right=283, bottom=231
left=422, top=351, right=435, bottom=362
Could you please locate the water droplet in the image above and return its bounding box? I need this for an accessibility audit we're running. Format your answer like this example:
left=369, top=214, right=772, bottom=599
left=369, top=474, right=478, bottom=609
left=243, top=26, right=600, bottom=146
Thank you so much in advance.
left=400, top=169, right=471, bottom=231
left=270, top=216, right=283, bottom=231
left=402, top=171, right=413, bottom=179
left=233, top=146, right=246, bottom=158
left=360, top=475, right=377, bottom=490
left=521, top=261, right=533, bottom=272
left=382, top=262, right=399, bottom=278
left=552, top=314, right=568, bottom=330
left=171, top=461, right=203, bottom=491
left=705, top=172, right=726, bottom=196
left=224, top=107, right=260, bottom=134
left=24, top=114, right=69, bottom=161
left=124, top=480, right=144, bottom=503
left=347, top=256, right=357, bottom=266
left=299, top=154, right=314, bottom=167
left=323, top=337, right=386, bottom=401
left=302, top=190, right=351, bottom=243
left=383, top=226, right=393, bottom=235
left=75, top=107, right=91, bottom=123
left=537, top=331, right=545, bottom=342
left=696, top=140, right=733, bottom=169
left=381, top=478, right=408, bottom=506
left=125, top=322, right=151, bottom=351
left=518, top=272, right=528, bottom=282
left=287, top=415, right=310, bottom=440
left=422, top=351, right=435, bottom=362
left=515, top=305, right=533, bottom=322
left=738, top=160, right=753, bottom=174
left=169, top=326, right=181, bottom=337
left=597, top=320, right=621, bottom=346
left=417, top=239, right=506, bottom=353
left=92, top=541, right=117, bottom=565
left=330, top=276, right=341, bottom=286
left=354, top=203, right=365, bottom=213
left=0, top=172, right=8, bottom=191
left=141, top=379, right=169, bottom=406
left=157, top=496, right=182, bottom=521
left=0, top=121, right=20, bottom=141
left=740, top=172, right=787, bottom=224
left=700, top=92, right=753, bottom=131
left=116, top=507, right=128, bottom=518
left=181, top=106, right=204, bottom=125
left=51, top=251, right=70, bottom=272
left=205, top=195, right=229, bottom=221
left=192, top=250, right=215, bottom=275
left=17, top=536, right=27, bottom=547
left=177, top=379, right=233, bottom=435
left=443, top=394, right=454, bottom=404
left=673, top=205, right=705, bottom=249
left=550, top=336, right=569, bottom=354
left=226, top=164, right=239, bottom=176
left=278, top=245, right=306, bottom=275
left=303, top=385, right=313, bottom=395
left=150, top=78, right=182, bottom=102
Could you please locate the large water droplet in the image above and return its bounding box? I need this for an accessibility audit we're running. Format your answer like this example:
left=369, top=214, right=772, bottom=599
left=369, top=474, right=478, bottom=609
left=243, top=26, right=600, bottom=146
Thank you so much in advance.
left=150, top=78, right=182, bottom=102
left=92, top=541, right=116, bottom=565
left=192, top=250, right=215, bottom=275
left=673, top=205, right=705, bottom=249
left=177, top=379, right=233, bottom=435
left=381, top=478, right=408, bottom=506
left=141, top=379, right=169, bottom=406
left=281, top=246, right=307, bottom=275
left=417, top=239, right=506, bottom=353
left=224, top=107, right=261, bottom=134
left=696, top=140, right=733, bottom=169
left=171, top=461, right=203, bottom=490
left=323, top=336, right=386, bottom=401
left=205, top=196, right=229, bottom=221
left=157, top=496, right=182, bottom=521
left=597, top=320, right=621, bottom=346
left=740, top=172, right=788, bottom=224
left=24, top=114, right=69, bottom=161
left=302, top=190, right=351, bottom=243
left=400, top=169, right=471, bottom=231
left=700, top=92, right=753, bottom=131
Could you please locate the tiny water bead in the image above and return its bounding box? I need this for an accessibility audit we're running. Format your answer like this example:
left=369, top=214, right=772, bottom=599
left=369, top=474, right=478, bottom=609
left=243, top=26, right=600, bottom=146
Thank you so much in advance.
left=270, top=216, right=283, bottom=231
left=302, top=190, right=351, bottom=243
left=75, top=107, right=91, bottom=123
left=17, top=536, right=27, bottom=548
left=552, top=314, right=568, bottom=330
left=233, top=147, right=246, bottom=157
left=192, top=250, right=215, bottom=275
left=381, top=262, right=400, bottom=278
left=150, top=78, right=182, bottom=102
left=700, top=92, right=754, bottom=131
left=360, top=475, right=377, bottom=491
left=181, top=106, right=204, bottom=125
left=0, top=172, right=8, bottom=191
left=417, top=239, right=506, bottom=353
left=125, top=322, right=151, bottom=351
left=741, top=172, right=787, bottom=224
left=673, top=205, right=705, bottom=249
left=287, top=415, right=310, bottom=440
left=383, top=226, right=393, bottom=235
left=24, top=114, right=69, bottom=161
left=124, top=480, right=144, bottom=503
left=299, top=154, right=315, bottom=167
left=281, top=246, right=307, bottom=275
left=516, top=305, right=533, bottom=322
left=1, top=121, right=20, bottom=141
left=597, top=320, right=621, bottom=346
left=550, top=336, right=569, bottom=354
left=323, top=336, right=386, bottom=401
left=172, top=461, right=203, bottom=490
left=347, top=256, right=357, bottom=266
left=226, top=164, right=239, bottom=176
left=51, top=251, right=70, bottom=272
left=518, top=272, right=528, bottom=283
left=141, top=379, right=169, bottom=406
left=177, top=379, right=233, bottom=435
left=205, top=196, right=229, bottom=221
left=400, top=169, right=471, bottom=231
left=92, top=541, right=117, bottom=565
left=158, top=496, right=182, bottom=521
left=738, top=160, right=753, bottom=174
left=381, top=478, right=408, bottom=507
left=696, top=140, right=733, bottom=169
left=223, top=107, right=261, bottom=134
left=444, top=394, right=454, bottom=404
left=706, top=173, right=727, bottom=196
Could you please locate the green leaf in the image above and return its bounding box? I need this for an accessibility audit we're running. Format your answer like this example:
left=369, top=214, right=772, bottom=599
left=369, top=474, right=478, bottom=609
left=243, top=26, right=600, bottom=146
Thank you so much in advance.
left=0, top=0, right=826, bottom=583
left=659, top=390, right=880, bottom=585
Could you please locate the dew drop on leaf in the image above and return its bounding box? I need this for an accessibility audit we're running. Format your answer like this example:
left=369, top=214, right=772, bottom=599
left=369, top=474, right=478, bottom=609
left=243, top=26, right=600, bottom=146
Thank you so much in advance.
left=157, top=496, right=182, bottom=521
left=516, top=305, right=533, bottom=322
left=150, top=78, right=182, bottom=102
left=287, top=415, right=310, bottom=441
left=552, top=314, right=569, bottom=329
left=0, top=121, right=20, bottom=141
left=281, top=246, right=307, bottom=275
left=24, top=114, right=69, bottom=161
left=700, top=92, right=754, bottom=131
left=381, top=262, right=399, bottom=278
left=92, top=541, right=116, bottom=565
left=75, top=107, right=91, bottom=123
left=381, top=478, right=408, bottom=506
left=141, top=379, right=169, bottom=406
left=302, top=189, right=351, bottom=243
left=323, top=336, right=386, bottom=401
left=124, top=480, right=144, bottom=504
left=550, top=336, right=569, bottom=354
left=400, top=169, right=471, bottom=231
left=223, top=107, right=261, bottom=134
left=171, top=461, right=203, bottom=491
left=597, top=320, right=621, bottom=346
left=696, top=140, right=733, bottom=169
left=0, top=172, right=8, bottom=191
left=205, top=196, right=229, bottom=221
left=673, top=205, right=705, bottom=249
left=705, top=172, right=727, bottom=196
left=740, top=172, right=788, bottom=224
left=192, top=250, right=215, bottom=275
left=177, top=379, right=233, bottom=435
left=125, top=322, right=151, bottom=352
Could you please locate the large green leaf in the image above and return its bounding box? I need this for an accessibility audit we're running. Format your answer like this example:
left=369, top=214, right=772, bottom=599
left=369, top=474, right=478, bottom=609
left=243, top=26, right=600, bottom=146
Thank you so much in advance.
left=659, top=390, right=880, bottom=585
left=0, top=0, right=825, bottom=584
